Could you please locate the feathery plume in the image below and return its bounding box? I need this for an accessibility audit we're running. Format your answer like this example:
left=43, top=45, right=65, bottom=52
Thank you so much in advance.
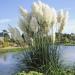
left=20, top=6, right=28, bottom=17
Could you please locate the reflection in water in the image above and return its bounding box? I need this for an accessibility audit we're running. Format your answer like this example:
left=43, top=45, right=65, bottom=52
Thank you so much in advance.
left=0, top=52, right=20, bottom=75
left=0, top=54, right=14, bottom=64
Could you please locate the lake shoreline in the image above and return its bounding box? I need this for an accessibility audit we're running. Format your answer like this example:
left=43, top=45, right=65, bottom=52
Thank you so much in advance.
left=64, top=43, right=75, bottom=46
left=0, top=44, right=75, bottom=53
left=0, top=47, right=25, bottom=53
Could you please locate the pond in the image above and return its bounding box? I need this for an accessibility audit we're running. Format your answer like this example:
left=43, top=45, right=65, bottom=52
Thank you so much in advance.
left=0, top=46, right=75, bottom=75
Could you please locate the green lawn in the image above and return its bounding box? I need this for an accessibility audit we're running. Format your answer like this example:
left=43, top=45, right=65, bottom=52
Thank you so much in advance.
left=64, top=43, right=75, bottom=46
left=0, top=47, right=25, bottom=53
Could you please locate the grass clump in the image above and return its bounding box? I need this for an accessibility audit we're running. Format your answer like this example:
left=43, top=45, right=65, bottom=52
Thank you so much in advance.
left=19, top=36, right=61, bottom=75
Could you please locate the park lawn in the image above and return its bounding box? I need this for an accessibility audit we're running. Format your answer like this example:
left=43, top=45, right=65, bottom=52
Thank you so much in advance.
left=0, top=47, right=25, bottom=53
left=64, top=43, right=75, bottom=46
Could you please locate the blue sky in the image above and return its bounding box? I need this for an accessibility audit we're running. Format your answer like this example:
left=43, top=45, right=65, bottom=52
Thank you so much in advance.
left=0, top=0, right=75, bottom=33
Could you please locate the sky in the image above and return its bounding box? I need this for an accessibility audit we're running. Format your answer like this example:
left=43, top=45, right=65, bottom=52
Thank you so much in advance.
left=0, top=0, right=75, bottom=33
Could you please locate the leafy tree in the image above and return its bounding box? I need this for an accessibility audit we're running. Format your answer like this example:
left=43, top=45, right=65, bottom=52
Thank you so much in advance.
left=3, top=30, right=10, bottom=47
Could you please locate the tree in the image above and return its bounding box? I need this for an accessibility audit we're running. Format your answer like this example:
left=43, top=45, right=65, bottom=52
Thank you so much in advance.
left=3, top=30, right=10, bottom=47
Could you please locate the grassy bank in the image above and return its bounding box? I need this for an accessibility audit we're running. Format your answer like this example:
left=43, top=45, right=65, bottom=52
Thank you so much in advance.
left=0, top=47, right=25, bottom=53
left=64, top=43, right=75, bottom=46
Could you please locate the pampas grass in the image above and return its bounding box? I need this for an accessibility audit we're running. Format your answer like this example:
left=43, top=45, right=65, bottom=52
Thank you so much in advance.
left=9, top=1, right=69, bottom=75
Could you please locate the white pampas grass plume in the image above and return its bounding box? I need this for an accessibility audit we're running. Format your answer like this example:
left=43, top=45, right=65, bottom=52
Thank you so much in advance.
left=8, top=25, right=16, bottom=40
left=58, top=11, right=69, bottom=33
left=42, top=4, right=53, bottom=26
left=30, top=16, right=39, bottom=33
left=63, top=11, right=69, bottom=25
left=51, top=8, right=57, bottom=24
left=8, top=26, right=23, bottom=42
left=18, top=1, right=69, bottom=44
left=20, top=6, right=28, bottom=17
left=57, top=9, right=64, bottom=23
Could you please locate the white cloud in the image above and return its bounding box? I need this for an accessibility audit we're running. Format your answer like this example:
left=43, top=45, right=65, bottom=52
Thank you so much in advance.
left=0, top=19, right=11, bottom=24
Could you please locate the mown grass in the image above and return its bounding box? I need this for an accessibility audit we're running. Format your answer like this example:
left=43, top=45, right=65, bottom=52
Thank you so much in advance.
left=64, top=43, right=75, bottom=46
left=0, top=47, right=25, bottom=53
